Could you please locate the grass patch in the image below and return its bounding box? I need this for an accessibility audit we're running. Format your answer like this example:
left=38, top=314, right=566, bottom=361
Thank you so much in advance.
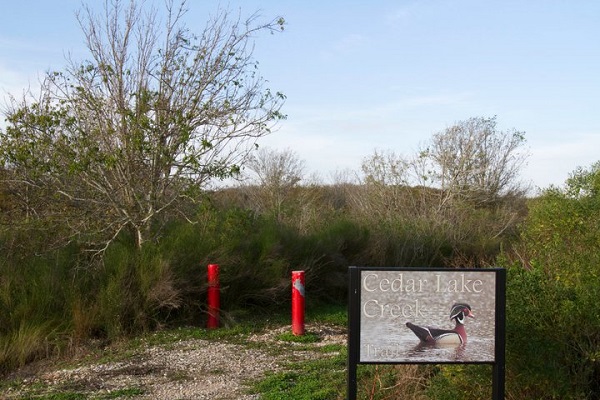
left=251, top=348, right=347, bottom=400
left=27, top=392, right=87, bottom=400
left=276, top=331, right=321, bottom=343
left=10, top=382, right=147, bottom=399
left=307, top=302, right=347, bottom=326
left=87, top=320, right=268, bottom=365
left=316, top=343, right=345, bottom=353
left=4, top=305, right=351, bottom=400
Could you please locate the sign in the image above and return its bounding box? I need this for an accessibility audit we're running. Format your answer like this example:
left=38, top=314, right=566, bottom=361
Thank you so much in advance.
left=347, top=267, right=506, bottom=399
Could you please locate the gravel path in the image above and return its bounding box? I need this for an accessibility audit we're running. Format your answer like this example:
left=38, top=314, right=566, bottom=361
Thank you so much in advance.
left=1, top=323, right=347, bottom=399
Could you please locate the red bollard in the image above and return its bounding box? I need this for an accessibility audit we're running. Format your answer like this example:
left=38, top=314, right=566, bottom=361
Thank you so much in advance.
left=207, top=264, right=220, bottom=329
left=291, top=270, right=305, bottom=336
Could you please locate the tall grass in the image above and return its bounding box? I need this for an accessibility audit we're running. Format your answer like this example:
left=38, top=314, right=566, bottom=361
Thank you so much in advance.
left=0, top=205, right=355, bottom=373
left=0, top=321, right=57, bottom=372
left=0, top=240, right=79, bottom=372
left=1, top=185, right=523, bottom=379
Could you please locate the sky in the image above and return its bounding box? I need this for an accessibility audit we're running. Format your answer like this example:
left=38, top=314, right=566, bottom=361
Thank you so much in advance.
left=1, top=1, right=599, bottom=191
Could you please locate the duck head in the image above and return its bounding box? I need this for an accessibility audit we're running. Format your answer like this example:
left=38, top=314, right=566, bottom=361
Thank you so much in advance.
left=450, top=303, right=474, bottom=325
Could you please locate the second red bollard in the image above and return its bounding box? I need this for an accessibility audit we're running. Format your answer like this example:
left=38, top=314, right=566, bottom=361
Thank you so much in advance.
left=207, top=264, right=220, bottom=329
left=291, top=270, right=305, bottom=335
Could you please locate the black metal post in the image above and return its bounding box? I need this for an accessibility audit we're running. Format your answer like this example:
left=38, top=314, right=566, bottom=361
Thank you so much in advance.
left=492, top=269, right=507, bottom=399
left=347, top=266, right=360, bottom=400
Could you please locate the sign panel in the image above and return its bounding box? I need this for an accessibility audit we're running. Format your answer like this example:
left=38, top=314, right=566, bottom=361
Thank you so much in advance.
left=359, top=269, right=496, bottom=363
left=347, top=267, right=506, bottom=399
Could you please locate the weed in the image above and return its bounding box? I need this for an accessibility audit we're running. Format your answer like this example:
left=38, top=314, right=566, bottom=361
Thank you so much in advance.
left=29, top=392, right=87, bottom=400
left=251, top=348, right=347, bottom=400
left=276, top=331, right=320, bottom=343
left=307, top=302, right=348, bottom=326
left=316, top=343, right=344, bottom=354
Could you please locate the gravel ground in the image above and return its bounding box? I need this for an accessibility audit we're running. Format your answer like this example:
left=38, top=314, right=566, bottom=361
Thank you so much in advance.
left=1, top=323, right=347, bottom=399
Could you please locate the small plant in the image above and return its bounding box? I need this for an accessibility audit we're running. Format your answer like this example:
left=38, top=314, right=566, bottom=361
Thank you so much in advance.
left=35, top=392, right=87, bottom=400
left=251, top=350, right=347, bottom=400
left=276, top=331, right=320, bottom=343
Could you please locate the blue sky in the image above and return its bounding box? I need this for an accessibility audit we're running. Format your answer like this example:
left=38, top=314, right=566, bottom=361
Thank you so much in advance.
left=1, top=1, right=599, bottom=191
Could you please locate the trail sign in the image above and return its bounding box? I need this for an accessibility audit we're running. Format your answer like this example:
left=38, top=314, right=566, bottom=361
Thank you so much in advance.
left=347, top=267, right=506, bottom=399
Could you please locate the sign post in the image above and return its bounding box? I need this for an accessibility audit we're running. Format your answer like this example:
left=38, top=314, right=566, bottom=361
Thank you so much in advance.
left=347, top=267, right=506, bottom=399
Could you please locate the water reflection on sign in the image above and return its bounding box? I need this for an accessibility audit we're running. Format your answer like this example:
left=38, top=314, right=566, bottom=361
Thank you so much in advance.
left=359, top=270, right=496, bottom=363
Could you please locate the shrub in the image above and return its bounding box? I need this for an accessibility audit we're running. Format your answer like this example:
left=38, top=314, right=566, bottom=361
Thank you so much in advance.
left=502, top=161, right=600, bottom=399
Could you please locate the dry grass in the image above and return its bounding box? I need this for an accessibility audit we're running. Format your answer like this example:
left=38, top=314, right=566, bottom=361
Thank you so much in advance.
left=361, top=364, right=429, bottom=400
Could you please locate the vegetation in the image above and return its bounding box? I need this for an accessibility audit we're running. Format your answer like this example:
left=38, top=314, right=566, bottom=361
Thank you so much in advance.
left=0, top=0, right=285, bottom=252
left=0, top=1, right=598, bottom=399
left=1, top=159, right=599, bottom=397
left=253, top=351, right=346, bottom=400
left=503, top=161, right=600, bottom=399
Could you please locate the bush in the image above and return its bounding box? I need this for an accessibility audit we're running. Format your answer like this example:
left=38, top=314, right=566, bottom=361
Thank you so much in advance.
left=0, top=180, right=527, bottom=378
left=501, top=162, right=600, bottom=399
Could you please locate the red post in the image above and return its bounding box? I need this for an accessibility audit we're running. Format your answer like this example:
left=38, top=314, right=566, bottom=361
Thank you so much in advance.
left=291, top=270, right=305, bottom=336
left=207, top=264, right=220, bottom=329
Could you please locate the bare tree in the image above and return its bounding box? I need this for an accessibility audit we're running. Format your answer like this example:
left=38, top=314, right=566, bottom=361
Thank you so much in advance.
left=361, top=149, right=409, bottom=187
left=422, top=116, right=528, bottom=204
left=348, top=118, right=529, bottom=266
left=0, top=0, right=285, bottom=252
left=355, top=149, right=409, bottom=219
left=241, top=147, right=305, bottom=220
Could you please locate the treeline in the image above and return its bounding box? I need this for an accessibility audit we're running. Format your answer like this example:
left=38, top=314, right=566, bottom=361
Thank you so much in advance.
left=3, top=127, right=600, bottom=398
left=0, top=174, right=522, bottom=350
left=2, top=161, right=600, bottom=398
left=2, top=106, right=597, bottom=398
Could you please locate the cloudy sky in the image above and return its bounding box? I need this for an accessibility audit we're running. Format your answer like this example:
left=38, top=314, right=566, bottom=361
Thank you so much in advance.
left=1, top=1, right=598, bottom=191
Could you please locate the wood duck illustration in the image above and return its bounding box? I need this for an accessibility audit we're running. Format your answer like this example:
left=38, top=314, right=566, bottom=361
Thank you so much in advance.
left=406, top=303, right=474, bottom=344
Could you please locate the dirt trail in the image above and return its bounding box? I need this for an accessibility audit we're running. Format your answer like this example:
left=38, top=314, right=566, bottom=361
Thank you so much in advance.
left=1, top=323, right=347, bottom=399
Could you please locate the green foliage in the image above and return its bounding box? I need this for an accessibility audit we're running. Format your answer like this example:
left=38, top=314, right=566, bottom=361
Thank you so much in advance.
left=0, top=125, right=528, bottom=388
left=0, top=178, right=526, bottom=376
left=306, top=302, right=348, bottom=326
left=0, top=321, right=57, bottom=374
left=425, top=365, right=492, bottom=400
left=501, top=161, right=600, bottom=399
left=276, top=331, right=321, bottom=343
left=0, top=0, right=286, bottom=251
left=0, top=240, right=83, bottom=372
left=36, top=393, right=87, bottom=400
left=0, top=199, right=363, bottom=374
left=6, top=386, right=144, bottom=399
left=402, top=162, right=600, bottom=400
left=504, top=264, right=576, bottom=398
left=252, top=350, right=346, bottom=400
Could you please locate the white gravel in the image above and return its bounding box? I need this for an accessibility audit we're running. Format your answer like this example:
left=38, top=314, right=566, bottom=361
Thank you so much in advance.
left=1, top=323, right=347, bottom=399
